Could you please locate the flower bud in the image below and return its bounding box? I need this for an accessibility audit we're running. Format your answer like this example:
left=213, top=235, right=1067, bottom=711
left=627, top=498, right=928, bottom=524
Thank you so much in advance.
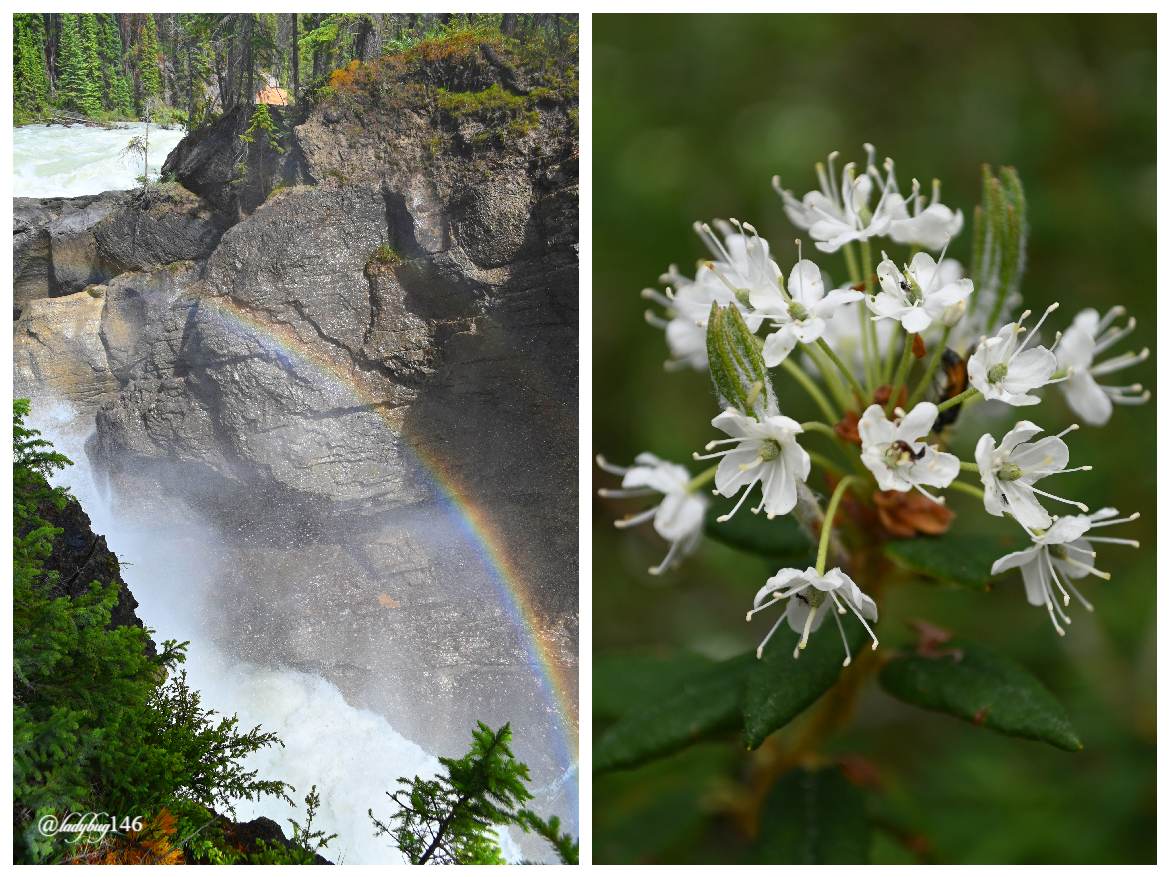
left=706, top=302, right=775, bottom=419
left=941, top=299, right=967, bottom=328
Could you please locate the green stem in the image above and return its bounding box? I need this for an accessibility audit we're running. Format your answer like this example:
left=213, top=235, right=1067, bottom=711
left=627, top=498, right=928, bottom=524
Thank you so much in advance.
left=907, top=326, right=951, bottom=407
left=780, top=358, right=839, bottom=423
left=935, top=386, right=981, bottom=413
left=887, top=332, right=916, bottom=417
left=882, top=317, right=900, bottom=385
left=859, top=237, right=880, bottom=392
left=842, top=241, right=862, bottom=285
left=806, top=451, right=847, bottom=479
left=948, top=479, right=986, bottom=501
left=800, top=343, right=852, bottom=413
left=686, top=464, right=719, bottom=492
left=816, top=338, right=867, bottom=405
left=958, top=461, right=980, bottom=473
left=817, top=475, right=857, bottom=576
left=799, top=421, right=838, bottom=437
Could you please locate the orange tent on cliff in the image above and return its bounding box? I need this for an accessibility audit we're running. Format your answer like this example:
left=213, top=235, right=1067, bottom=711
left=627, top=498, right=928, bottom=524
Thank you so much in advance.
left=255, top=85, right=290, bottom=106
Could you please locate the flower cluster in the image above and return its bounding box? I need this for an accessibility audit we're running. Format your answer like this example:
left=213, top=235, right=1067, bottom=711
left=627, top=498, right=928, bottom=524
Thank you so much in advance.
left=600, top=148, right=1148, bottom=660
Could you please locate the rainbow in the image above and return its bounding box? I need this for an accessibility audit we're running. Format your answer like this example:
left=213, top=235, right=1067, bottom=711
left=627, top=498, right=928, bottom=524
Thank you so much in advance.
left=193, top=293, right=578, bottom=790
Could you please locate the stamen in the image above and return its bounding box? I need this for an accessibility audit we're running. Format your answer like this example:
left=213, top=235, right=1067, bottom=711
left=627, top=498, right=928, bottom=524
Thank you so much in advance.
left=692, top=449, right=733, bottom=460
left=1059, top=570, right=1095, bottom=612
left=1058, top=556, right=1110, bottom=579
left=1045, top=554, right=1071, bottom=607
left=705, top=261, right=742, bottom=297
left=1083, top=537, right=1139, bottom=548
left=1090, top=348, right=1148, bottom=377
left=705, top=438, right=744, bottom=450
left=756, top=603, right=791, bottom=659
left=700, top=222, right=737, bottom=266
left=1054, top=423, right=1080, bottom=439
left=738, top=455, right=765, bottom=472
left=716, top=486, right=754, bottom=522
left=746, top=595, right=782, bottom=621
left=798, top=604, right=819, bottom=651
left=827, top=151, right=841, bottom=208
left=1029, top=486, right=1088, bottom=511
left=1093, top=317, right=1136, bottom=354
left=1015, top=302, right=1059, bottom=356
left=1094, top=305, right=1126, bottom=336
left=595, top=455, right=629, bottom=476
left=614, top=506, right=659, bottom=529
left=644, top=310, right=670, bottom=329
left=1089, top=512, right=1139, bottom=527
left=641, top=288, right=673, bottom=307
left=831, top=595, right=853, bottom=667
left=1045, top=602, right=1066, bottom=636
left=649, top=537, right=683, bottom=575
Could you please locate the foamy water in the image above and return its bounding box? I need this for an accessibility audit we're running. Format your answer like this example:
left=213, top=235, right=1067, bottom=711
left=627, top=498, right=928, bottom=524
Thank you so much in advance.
left=27, top=401, right=531, bottom=864
left=14, top=122, right=187, bottom=198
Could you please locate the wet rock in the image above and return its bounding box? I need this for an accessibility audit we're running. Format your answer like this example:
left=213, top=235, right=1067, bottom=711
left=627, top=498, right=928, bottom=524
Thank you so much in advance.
left=92, top=185, right=231, bottom=272
left=13, top=289, right=119, bottom=414
left=29, top=495, right=156, bottom=657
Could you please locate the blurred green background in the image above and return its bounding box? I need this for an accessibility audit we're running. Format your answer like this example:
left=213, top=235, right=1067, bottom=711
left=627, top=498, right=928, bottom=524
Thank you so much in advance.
left=592, top=14, right=1155, bottom=864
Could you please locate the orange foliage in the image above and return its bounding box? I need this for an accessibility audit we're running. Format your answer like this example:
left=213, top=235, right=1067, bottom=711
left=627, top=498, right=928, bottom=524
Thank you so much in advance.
left=328, top=59, right=363, bottom=91
left=70, top=810, right=185, bottom=865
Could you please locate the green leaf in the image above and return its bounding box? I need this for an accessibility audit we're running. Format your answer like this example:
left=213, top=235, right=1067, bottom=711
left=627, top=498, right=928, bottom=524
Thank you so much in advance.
left=879, top=637, right=1082, bottom=752
left=754, top=766, right=870, bottom=864
left=704, top=491, right=814, bottom=559
left=593, top=652, right=717, bottom=722
left=884, top=532, right=1032, bottom=592
left=743, top=612, right=867, bottom=750
left=593, top=653, right=756, bottom=773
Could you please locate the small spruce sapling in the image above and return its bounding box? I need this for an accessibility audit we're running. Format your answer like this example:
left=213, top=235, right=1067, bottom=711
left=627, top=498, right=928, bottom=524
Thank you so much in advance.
left=239, top=103, right=286, bottom=199
left=370, top=720, right=577, bottom=864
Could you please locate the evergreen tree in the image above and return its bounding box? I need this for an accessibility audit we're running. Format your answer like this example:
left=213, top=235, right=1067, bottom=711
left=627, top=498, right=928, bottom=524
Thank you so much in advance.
left=75, top=14, right=105, bottom=116
left=137, top=13, right=162, bottom=104
left=55, top=14, right=94, bottom=115
left=99, top=14, right=133, bottom=117
left=13, top=14, right=49, bottom=114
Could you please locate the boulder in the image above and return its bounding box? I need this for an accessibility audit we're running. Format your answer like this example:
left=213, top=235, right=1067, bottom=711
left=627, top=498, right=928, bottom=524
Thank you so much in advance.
left=161, top=103, right=306, bottom=219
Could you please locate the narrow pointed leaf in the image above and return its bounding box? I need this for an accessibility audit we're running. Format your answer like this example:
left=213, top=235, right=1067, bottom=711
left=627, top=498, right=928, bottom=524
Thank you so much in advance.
left=704, top=491, right=814, bottom=558
left=879, top=636, right=1082, bottom=751
left=884, top=532, right=1032, bottom=591
left=593, top=653, right=756, bottom=773
left=743, top=612, right=866, bottom=750
left=755, top=766, right=871, bottom=864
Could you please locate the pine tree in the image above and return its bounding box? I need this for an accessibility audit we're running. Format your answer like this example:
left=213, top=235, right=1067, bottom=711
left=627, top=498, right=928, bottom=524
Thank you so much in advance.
left=137, top=13, right=162, bottom=104
left=75, top=14, right=105, bottom=116
left=13, top=14, right=49, bottom=114
left=55, top=14, right=90, bottom=115
left=99, top=14, right=133, bottom=117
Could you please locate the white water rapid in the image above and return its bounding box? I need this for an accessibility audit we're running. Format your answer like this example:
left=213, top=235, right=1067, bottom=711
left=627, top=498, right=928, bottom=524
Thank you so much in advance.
left=14, top=122, right=186, bottom=198
left=15, top=126, right=571, bottom=864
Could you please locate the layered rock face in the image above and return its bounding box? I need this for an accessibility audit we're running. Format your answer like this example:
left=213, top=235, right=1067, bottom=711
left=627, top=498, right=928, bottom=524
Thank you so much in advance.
left=12, top=39, right=578, bottom=791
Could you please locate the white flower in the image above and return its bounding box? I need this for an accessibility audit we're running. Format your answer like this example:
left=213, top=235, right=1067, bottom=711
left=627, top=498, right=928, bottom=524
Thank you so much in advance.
left=967, top=304, right=1063, bottom=406
left=991, top=508, right=1140, bottom=635
left=750, top=258, right=864, bottom=367
left=642, top=221, right=769, bottom=372
left=772, top=145, right=899, bottom=253
left=596, top=453, right=709, bottom=575
left=746, top=566, right=878, bottom=664
left=1055, top=307, right=1150, bottom=425
left=975, top=422, right=1091, bottom=529
left=858, top=402, right=960, bottom=498
left=694, top=409, right=810, bottom=521
left=869, top=251, right=973, bottom=334
left=885, top=177, right=965, bottom=251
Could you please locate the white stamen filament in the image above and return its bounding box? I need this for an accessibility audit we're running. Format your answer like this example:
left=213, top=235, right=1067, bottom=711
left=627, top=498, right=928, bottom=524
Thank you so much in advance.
left=1029, top=486, right=1087, bottom=511
left=756, top=603, right=791, bottom=660
left=798, top=604, right=819, bottom=651
left=614, top=506, right=659, bottom=529
left=716, top=486, right=754, bottom=522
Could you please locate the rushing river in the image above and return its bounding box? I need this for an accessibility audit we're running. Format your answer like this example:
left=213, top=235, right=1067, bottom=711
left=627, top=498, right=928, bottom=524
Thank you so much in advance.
left=15, top=126, right=574, bottom=864
left=14, top=122, right=187, bottom=198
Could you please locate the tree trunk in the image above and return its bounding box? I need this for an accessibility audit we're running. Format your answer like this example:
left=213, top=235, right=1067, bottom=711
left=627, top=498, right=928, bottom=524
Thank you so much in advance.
left=243, top=14, right=254, bottom=106
left=500, top=14, right=518, bottom=36
left=291, top=13, right=298, bottom=104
